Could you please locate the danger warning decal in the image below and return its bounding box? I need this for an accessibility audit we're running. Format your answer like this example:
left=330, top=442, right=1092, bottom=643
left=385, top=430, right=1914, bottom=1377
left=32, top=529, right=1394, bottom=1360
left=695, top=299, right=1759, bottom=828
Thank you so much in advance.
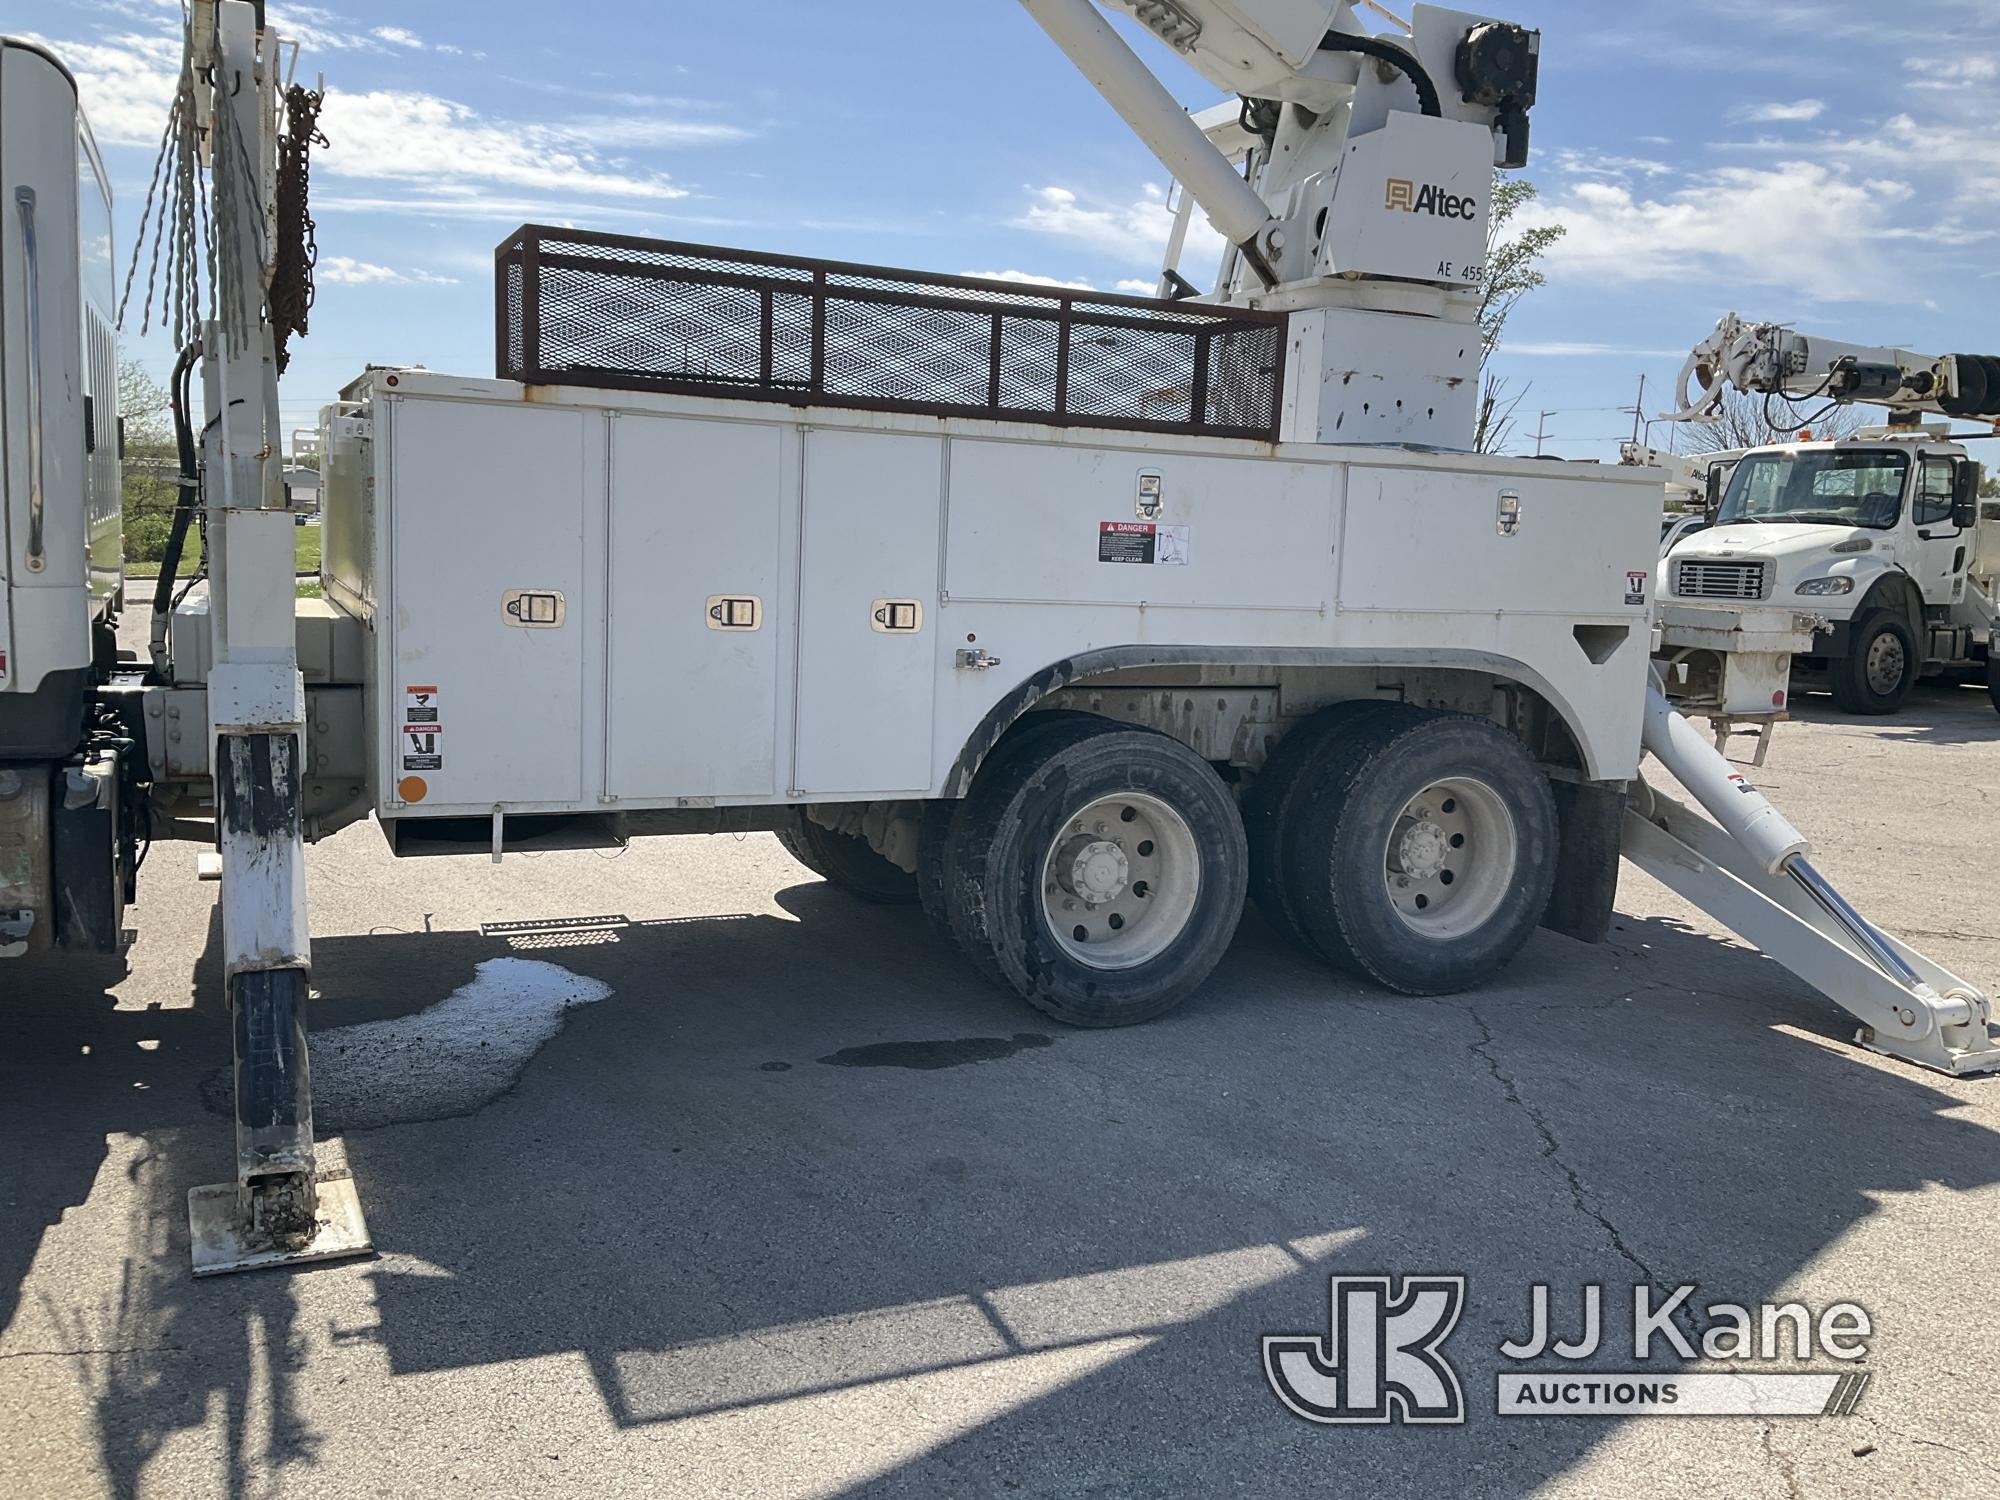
left=1098, top=521, right=1190, bottom=566
left=402, top=685, right=444, bottom=771
left=1625, top=570, right=1649, bottom=607
left=402, top=724, right=444, bottom=772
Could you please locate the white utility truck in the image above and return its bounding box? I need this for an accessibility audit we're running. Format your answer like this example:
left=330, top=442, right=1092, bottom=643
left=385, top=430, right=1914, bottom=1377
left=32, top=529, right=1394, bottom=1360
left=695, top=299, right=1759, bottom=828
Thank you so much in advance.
left=1662, top=315, right=2000, bottom=716
left=8, top=3, right=2000, bottom=1278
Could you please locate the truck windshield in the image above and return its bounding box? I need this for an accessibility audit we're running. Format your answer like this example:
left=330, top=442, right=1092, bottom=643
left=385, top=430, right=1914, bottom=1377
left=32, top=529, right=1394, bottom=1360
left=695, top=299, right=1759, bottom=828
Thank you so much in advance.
left=1715, top=450, right=1909, bottom=530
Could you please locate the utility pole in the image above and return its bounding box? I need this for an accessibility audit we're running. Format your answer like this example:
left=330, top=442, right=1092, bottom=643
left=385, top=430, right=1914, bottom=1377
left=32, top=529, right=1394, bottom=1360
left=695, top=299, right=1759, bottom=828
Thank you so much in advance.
left=1628, top=373, right=1647, bottom=445
left=1534, top=409, right=1557, bottom=456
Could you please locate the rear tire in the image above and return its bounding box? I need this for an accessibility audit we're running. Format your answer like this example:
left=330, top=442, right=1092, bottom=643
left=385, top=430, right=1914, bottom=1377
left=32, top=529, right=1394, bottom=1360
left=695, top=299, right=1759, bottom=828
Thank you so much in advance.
left=776, top=814, right=919, bottom=905
left=1285, top=712, right=1558, bottom=995
left=949, top=722, right=1247, bottom=1027
left=920, top=712, right=1100, bottom=983
left=1987, top=650, right=2000, bottom=716
left=1242, top=700, right=1411, bottom=952
left=1828, top=611, right=1916, bottom=715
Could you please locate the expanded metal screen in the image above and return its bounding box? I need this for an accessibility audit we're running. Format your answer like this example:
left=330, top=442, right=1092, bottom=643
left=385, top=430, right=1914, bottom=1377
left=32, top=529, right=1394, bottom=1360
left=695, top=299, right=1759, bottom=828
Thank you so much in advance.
left=495, top=226, right=1286, bottom=440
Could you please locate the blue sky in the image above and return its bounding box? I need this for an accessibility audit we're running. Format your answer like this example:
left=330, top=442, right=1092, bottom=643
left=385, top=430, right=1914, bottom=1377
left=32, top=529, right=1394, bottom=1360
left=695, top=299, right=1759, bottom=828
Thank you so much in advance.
left=29, top=0, right=2000, bottom=458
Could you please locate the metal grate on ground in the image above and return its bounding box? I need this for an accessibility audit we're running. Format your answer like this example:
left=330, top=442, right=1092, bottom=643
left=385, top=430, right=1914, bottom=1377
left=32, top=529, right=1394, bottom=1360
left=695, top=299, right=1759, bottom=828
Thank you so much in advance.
left=494, top=225, right=1287, bottom=441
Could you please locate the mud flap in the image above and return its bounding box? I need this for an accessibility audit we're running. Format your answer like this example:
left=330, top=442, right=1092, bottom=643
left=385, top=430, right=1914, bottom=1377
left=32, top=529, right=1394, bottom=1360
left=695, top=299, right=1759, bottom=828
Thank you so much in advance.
left=1542, top=778, right=1625, bottom=946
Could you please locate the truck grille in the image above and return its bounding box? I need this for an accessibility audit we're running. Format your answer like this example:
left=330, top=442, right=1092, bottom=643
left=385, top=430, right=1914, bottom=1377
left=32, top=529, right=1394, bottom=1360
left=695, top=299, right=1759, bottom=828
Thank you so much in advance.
left=1675, top=559, right=1767, bottom=600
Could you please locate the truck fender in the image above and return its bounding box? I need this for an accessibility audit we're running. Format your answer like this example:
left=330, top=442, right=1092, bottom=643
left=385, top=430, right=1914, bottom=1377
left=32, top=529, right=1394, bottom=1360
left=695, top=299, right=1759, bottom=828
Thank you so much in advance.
left=943, top=645, right=1609, bottom=794
left=1856, top=570, right=1925, bottom=635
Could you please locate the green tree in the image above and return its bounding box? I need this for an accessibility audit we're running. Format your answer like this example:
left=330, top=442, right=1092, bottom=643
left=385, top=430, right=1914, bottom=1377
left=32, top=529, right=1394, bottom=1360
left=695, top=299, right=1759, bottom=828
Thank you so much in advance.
left=119, top=358, right=173, bottom=454
left=1478, top=177, right=1563, bottom=365
left=1473, top=177, right=1562, bottom=454
left=118, top=358, right=181, bottom=563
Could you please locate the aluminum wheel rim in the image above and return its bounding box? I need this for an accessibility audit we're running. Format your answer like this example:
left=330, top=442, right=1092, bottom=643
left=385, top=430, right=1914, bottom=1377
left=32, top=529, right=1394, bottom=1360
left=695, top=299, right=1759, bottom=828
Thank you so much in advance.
left=1042, top=793, right=1200, bottom=969
left=1865, top=631, right=1905, bottom=695
left=1382, top=777, right=1517, bottom=940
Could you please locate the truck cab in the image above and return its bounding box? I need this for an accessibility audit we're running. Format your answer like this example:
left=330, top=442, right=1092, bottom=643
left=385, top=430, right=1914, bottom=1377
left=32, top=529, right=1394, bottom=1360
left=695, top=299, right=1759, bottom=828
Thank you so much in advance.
left=1, top=36, right=132, bottom=957
left=1, top=36, right=121, bottom=757
left=1659, top=430, right=1993, bottom=714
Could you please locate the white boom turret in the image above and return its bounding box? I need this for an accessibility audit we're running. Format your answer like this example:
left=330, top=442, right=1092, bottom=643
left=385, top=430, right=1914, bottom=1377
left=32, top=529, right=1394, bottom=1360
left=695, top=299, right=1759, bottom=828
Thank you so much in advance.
left=1020, top=0, right=1540, bottom=446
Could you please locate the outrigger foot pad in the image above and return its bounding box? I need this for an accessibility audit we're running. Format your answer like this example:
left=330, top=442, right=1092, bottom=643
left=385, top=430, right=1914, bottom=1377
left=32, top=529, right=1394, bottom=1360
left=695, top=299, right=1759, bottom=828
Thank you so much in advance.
left=187, top=1169, right=373, bottom=1277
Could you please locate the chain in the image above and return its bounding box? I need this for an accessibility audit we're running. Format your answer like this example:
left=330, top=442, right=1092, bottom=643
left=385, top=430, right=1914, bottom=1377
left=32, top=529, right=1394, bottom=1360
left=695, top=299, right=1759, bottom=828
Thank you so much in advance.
left=270, top=84, right=327, bottom=375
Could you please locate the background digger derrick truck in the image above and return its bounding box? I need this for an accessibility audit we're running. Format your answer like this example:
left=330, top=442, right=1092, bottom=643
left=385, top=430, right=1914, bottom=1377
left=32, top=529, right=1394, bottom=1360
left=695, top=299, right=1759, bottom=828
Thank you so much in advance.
left=6, top=2, right=2000, bottom=1279
left=1661, top=315, right=2000, bottom=718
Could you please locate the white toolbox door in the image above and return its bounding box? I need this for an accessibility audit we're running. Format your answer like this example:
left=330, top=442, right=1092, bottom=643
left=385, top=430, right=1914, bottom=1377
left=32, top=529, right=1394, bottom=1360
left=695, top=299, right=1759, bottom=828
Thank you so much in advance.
left=794, top=429, right=941, bottom=795
left=388, top=399, right=588, bottom=808
left=606, top=414, right=784, bottom=799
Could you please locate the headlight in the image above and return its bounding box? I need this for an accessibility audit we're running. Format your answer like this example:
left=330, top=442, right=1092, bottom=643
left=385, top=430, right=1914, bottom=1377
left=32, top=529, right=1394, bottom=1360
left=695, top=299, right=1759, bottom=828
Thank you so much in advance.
left=1795, top=576, right=1855, bottom=596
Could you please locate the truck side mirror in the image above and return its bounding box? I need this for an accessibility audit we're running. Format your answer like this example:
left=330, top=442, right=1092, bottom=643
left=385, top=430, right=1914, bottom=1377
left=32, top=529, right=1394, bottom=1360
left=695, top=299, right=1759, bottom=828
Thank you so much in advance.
left=1704, top=466, right=1723, bottom=516
left=1954, top=462, right=1981, bottom=529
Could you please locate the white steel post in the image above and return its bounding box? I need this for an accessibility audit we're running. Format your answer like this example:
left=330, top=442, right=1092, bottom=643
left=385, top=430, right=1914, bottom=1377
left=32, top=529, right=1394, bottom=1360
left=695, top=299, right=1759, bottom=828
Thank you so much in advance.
left=185, top=0, right=368, bottom=1273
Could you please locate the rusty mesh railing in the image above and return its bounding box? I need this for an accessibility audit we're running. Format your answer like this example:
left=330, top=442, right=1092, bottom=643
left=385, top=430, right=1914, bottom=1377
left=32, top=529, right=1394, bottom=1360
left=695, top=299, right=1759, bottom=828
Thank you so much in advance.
left=495, top=225, right=1286, bottom=440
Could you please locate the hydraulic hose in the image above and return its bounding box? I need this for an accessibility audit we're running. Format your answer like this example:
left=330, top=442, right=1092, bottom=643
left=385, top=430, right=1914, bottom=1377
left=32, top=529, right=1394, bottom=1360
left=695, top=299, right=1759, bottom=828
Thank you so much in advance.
left=149, top=340, right=200, bottom=681
left=1318, top=31, right=1443, bottom=118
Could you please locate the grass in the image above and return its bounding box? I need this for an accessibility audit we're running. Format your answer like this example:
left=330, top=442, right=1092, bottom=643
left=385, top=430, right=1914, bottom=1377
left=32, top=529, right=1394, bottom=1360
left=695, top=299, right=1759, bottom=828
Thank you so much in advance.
left=124, top=521, right=321, bottom=580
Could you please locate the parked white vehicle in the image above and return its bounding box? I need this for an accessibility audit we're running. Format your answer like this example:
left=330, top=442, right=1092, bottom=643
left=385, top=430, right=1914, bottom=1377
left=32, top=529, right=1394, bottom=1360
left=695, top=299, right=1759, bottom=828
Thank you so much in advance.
left=1659, top=428, right=1998, bottom=715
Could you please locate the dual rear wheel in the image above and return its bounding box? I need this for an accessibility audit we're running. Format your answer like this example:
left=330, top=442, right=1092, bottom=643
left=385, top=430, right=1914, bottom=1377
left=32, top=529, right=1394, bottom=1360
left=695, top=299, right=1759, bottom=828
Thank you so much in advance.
left=904, top=705, right=1558, bottom=1026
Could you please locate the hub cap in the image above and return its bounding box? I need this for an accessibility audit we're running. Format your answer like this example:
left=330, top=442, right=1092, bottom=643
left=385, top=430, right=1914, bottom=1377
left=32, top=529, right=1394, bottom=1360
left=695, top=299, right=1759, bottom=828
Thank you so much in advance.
left=1382, top=777, right=1518, bottom=939
left=1042, top=793, right=1199, bottom=969
left=1864, top=630, right=1906, bottom=696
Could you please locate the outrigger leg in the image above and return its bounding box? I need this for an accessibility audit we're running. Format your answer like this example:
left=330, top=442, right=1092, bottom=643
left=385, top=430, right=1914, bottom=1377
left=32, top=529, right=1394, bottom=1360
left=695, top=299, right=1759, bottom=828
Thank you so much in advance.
left=1623, top=683, right=2000, bottom=1076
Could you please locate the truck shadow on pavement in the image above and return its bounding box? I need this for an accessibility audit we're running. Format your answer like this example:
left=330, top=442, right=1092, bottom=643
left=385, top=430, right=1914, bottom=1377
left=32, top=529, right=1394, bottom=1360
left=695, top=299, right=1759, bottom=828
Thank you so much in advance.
left=11, top=879, right=2000, bottom=1498
left=1788, top=681, right=2000, bottom=747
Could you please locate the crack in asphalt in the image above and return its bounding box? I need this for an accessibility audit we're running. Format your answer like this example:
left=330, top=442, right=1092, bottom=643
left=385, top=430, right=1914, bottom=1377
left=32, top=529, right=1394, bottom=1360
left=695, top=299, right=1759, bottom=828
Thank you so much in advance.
left=1759, top=1421, right=1807, bottom=1500
left=1858, top=1415, right=2000, bottom=1480
left=1462, top=1005, right=1665, bottom=1291
left=0, top=1345, right=184, bottom=1360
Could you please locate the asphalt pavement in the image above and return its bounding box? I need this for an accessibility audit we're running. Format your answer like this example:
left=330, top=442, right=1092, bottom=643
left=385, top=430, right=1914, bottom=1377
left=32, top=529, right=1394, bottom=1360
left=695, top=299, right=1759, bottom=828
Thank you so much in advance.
left=3, top=681, right=1999, bottom=1499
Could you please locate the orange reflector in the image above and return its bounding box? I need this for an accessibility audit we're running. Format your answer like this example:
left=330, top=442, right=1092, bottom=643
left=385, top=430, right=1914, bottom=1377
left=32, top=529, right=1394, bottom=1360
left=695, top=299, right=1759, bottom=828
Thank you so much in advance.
left=398, top=776, right=428, bottom=803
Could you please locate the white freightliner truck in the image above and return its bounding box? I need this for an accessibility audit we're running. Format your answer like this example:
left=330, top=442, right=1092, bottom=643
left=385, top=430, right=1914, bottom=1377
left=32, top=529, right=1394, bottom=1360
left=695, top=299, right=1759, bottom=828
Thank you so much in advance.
left=7, top=3, right=2000, bottom=1277
left=1659, top=316, right=2000, bottom=717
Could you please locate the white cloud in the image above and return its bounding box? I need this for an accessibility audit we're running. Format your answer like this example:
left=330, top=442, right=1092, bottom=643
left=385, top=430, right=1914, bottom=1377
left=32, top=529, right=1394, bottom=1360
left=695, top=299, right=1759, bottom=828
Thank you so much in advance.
left=267, top=4, right=385, bottom=53
left=1553, top=148, right=1674, bottom=179
left=1525, top=161, right=1914, bottom=301
left=1115, top=278, right=1158, bottom=295
left=372, top=25, right=424, bottom=49
left=1017, top=184, right=1229, bottom=278
left=316, top=256, right=458, bottom=286
left=47, top=24, right=724, bottom=213
left=554, top=115, right=752, bottom=149
left=1500, top=341, right=1689, bottom=359
left=1733, top=99, right=1825, bottom=123
left=314, top=88, right=689, bottom=200
left=1904, top=55, right=1999, bottom=89
left=960, top=269, right=1097, bottom=290
left=28, top=31, right=180, bottom=148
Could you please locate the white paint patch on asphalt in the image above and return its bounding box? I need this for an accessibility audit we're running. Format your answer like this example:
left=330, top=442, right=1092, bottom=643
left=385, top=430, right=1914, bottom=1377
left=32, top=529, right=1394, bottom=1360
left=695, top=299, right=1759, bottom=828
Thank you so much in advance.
left=310, top=957, right=613, bottom=1129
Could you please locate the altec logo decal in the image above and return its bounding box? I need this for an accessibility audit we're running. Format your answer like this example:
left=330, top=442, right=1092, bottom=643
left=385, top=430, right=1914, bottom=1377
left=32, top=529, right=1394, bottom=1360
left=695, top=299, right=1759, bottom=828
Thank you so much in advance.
left=1385, top=178, right=1479, bottom=220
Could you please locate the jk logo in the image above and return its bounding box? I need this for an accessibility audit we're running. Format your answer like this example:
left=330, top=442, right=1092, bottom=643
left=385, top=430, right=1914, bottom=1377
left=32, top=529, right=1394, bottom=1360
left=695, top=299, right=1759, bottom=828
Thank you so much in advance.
left=1264, top=1275, right=1466, bottom=1425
